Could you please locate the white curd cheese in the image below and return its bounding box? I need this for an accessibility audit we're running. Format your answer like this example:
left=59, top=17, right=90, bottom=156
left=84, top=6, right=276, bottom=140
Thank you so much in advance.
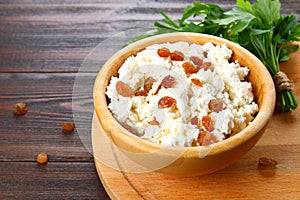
left=105, top=42, right=258, bottom=147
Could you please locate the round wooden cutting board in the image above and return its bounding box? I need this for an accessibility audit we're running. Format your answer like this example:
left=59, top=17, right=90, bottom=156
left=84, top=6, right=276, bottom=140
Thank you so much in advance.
left=92, top=114, right=300, bottom=200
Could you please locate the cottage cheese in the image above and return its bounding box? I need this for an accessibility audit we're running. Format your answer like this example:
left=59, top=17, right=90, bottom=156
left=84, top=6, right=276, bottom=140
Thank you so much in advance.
left=105, top=42, right=258, bottom=147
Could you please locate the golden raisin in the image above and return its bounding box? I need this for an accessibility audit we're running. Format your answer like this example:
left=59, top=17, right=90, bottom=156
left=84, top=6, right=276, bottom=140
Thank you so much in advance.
left=208, top=99, right=223, bottom=113
left=153, top=84, right=162, bottom=95
left=197, top=131, right=207, bottom=146
left=116, top=81, right=133, bottom=97
left=62, top=122, right=75, bottom=132
left=170, top=103, right=178, bottom=113
left=190, top=116, right=199, bottom=126
left=190, top=56, right=203, bottom=68
left=191, top=78, right=203, bottom=87
left=157, top=47, right=171, bottom=57
left=158, top=96, right=177, bottom=109
left=202, top=116, right=214, bottom=132
left=161, top=75, right=176, bottom=88
left=258, top=157, right=278, bottom=169
left=202, top=62, right=212, bottom=70
left=170, top=51, right=184, bottom=61
left=37, top=153, right=48, bottom=164
left=13, top=102, right=27, bottom=116
left=182, top=62, right=198, bottom=74
left=135, top=90, right=148, bottom=96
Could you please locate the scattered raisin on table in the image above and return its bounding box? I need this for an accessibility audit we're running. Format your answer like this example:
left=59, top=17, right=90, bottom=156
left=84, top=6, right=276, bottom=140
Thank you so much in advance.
left=62, top=122, right=75, bottom=132
left=37, top=153, right=48, bottom=164
left=258, top=157, right=278, bottom=169
left=13, top=102, right=27, bottom=116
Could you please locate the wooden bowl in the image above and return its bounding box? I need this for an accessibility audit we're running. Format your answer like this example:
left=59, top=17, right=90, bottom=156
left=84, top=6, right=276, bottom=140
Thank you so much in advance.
left=93, top=32, right=276, bottom=176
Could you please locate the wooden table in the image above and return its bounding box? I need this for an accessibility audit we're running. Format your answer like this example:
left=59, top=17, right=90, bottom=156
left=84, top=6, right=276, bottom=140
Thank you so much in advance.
left=1, top=1, right=299, bottom=199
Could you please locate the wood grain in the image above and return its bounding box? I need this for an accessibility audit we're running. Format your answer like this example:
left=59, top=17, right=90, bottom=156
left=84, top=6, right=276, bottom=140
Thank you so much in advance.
left=0, top=162, right=109, bottom=200
left=0, top=1, right=299, bottom=73
left=0, top=73, right=94, bottom=161
left=1, top=0, right=300, bottom=199
left=94, top=122, right=300, bottom=200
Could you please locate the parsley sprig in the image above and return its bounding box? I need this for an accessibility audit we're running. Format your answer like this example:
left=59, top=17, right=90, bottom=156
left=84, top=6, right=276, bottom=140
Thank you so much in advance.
left=129, top=0, right=300, bottom=112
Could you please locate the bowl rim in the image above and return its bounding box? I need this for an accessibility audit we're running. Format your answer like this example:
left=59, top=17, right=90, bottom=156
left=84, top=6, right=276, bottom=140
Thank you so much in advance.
left=93, top=32, right=276, bottom=159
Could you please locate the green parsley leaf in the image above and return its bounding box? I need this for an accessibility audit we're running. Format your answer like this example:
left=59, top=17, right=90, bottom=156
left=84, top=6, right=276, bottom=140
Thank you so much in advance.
left=128, top=0, right=300, bottom=112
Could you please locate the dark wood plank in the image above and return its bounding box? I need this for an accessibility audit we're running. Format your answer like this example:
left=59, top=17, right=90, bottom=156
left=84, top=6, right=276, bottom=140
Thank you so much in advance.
left=0, top=1, right=299, bottom=73
left=0, top=1, right=187, bottom=73
left=0, top=73, right=95, bottom=161
left=0, top=162, right=110, bottom=200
